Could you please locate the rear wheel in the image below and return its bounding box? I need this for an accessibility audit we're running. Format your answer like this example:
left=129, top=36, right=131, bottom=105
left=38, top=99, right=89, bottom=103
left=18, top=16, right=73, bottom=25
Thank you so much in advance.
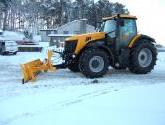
left=79, top=48, right=109, bottom=78
left=129, top=40, right=157, bottom=74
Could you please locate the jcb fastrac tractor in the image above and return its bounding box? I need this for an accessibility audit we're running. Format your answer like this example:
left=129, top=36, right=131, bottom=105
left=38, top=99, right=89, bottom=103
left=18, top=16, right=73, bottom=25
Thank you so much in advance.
left=21, top=14, right=157, bottom=83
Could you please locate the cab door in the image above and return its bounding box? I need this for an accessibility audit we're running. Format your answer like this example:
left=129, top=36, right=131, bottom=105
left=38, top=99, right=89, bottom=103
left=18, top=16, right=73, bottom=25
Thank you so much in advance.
left=117, top=19, right=137, bottom=49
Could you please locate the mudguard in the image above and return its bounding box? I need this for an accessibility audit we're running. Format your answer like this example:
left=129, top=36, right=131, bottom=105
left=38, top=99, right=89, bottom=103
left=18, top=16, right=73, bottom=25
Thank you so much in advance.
left=128, top=34, right=155, bottom=48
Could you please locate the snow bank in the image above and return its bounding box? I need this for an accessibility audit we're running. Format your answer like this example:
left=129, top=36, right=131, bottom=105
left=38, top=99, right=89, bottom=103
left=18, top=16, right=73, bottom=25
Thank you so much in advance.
left=3, top=31, right=24, bottom=41
left=39, top=42, right=49, bottom=47
left=33, top=35, right=41, bottom=42
left=0, top=31, right=41, bottom=43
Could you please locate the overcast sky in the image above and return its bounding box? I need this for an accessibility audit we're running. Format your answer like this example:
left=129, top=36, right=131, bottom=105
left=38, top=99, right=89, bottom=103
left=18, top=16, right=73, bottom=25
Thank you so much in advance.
left=95, top=0, right=165, bottom=45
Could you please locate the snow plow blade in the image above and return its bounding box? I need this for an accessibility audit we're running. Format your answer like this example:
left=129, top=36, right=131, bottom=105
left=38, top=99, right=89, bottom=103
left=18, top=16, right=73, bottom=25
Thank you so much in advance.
left=21, top=50, right=55, bottom=84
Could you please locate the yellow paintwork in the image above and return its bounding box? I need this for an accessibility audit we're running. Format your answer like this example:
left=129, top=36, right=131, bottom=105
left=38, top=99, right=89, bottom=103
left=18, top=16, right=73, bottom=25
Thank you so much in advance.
left=66, top=32, right=106, bottom=54
left=66, top=32, right=141, bottom=53
left=102, top=14, right=137, bottom=21
left=128, top=34, right=141, bottom=48
left=65, top=14, right=140, bottom=53
left=21, top=50, right=55, bottom=83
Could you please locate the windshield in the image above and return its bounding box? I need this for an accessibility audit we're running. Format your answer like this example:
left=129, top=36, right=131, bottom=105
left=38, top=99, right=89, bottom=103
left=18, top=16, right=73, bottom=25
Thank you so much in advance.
left=99, top=20, right=116, bottom=38
left=99, top=20, right=116, bottom=32
left=98, top=22, right=105, bottom=32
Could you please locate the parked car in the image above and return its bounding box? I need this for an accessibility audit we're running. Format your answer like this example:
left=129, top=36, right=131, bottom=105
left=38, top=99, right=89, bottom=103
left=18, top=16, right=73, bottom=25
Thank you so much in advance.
left=0, top=30, right=18, bottom=55
left=0, top=40, right=18, bottom=55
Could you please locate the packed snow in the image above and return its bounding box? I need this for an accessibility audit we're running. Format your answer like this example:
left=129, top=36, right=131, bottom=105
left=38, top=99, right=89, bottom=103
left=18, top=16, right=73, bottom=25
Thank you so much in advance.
left=0, top=30, right=41, bottom=43
left=0, top=31, right=24, bottom=41
left=0, top=51, right=165, bottom=125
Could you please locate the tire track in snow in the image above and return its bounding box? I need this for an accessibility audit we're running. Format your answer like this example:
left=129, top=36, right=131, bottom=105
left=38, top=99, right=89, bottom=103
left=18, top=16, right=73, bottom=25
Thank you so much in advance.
left=1, top=86, right=117, bottom=125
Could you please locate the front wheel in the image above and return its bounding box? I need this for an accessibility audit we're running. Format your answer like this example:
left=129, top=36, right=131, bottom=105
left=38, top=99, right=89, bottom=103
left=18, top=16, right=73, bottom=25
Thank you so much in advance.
left=68, top=61, right=80, bottom=72
left=79, top=48, right=109, bottom=78
left=129, top=40, right=157, bottom=74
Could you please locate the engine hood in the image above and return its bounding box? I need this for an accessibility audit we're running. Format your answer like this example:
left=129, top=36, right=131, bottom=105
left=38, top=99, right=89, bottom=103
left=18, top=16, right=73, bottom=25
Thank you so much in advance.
left=65, top=32, right=106, bottom=54
left=65, top=32, right=106, bottom=41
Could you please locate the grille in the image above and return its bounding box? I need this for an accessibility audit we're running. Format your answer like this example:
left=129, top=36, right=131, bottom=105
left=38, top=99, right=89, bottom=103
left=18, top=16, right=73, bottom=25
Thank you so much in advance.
left=64, top=40, right=77, bottom=53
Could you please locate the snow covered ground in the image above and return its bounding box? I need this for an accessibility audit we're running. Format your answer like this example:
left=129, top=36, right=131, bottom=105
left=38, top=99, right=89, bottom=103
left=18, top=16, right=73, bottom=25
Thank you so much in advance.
left=0, top=52, right=165, bottom=125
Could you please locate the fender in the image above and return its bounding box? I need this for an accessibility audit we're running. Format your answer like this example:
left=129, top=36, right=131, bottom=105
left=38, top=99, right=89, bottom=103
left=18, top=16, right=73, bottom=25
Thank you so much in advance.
left=128, top=34, right=155, bottom=48
left=78, top=40, right=115, bottom=65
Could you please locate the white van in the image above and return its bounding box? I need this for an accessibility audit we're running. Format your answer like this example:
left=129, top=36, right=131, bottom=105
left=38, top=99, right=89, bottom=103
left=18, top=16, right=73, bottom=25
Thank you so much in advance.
left=0, top=41, right=18, bottom=55
left=0, top=30, right=18, bottom=55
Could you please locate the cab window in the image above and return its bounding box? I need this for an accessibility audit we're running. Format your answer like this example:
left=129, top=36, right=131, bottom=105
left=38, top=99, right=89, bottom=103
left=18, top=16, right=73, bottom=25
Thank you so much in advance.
left=103, top=20, right=116, bottom=38
left=119, top=19, right=137, bottom=47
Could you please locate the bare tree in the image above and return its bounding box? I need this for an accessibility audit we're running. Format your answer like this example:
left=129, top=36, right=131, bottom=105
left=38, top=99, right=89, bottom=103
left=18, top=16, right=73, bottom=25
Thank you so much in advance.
left=0, top=0, right=12, bottom=30
left=0, top=0, right=129, bottom=32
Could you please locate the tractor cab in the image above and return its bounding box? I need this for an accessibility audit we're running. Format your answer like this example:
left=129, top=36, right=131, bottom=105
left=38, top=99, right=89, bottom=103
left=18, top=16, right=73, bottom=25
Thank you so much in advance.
left=100, top=14, right=137, bottom=50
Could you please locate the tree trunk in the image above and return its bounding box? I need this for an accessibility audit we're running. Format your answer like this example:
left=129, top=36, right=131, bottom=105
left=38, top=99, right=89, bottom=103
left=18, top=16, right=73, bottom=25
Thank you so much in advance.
left=3, top=9, right=8, bottom=31
left=0, top=13, right=2, bottom=29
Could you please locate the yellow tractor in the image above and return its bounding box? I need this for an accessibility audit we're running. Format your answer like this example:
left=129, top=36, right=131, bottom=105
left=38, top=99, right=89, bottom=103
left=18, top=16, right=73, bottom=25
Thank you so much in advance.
left=21, top=14, right=157, bottom=83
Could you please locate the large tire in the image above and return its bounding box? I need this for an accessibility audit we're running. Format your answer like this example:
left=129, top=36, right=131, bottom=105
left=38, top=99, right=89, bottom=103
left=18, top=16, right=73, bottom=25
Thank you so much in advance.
left=79, top=48, right=109, bottom=78
left=129, top=40, right=157, bottom=74
left=68, top=61, right=80, bottom=72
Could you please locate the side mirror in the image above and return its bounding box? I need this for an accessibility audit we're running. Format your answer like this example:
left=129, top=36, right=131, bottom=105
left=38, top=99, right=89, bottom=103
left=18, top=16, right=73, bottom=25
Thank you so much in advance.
left=119, top=19, right=125, bottom=27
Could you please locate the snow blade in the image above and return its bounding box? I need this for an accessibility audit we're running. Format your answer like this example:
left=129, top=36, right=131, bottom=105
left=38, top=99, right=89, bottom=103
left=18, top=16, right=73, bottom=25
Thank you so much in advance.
left=21, top=50, right=55, bottom=84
